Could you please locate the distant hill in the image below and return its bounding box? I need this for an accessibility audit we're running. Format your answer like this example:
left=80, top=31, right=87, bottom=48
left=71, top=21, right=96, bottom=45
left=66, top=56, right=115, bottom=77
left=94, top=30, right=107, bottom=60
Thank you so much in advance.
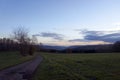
left=38, top=44, right=113, bottom=53
left=69, top=44, right=112, bottom=49
left=66, top=44, right=113, bottom=53
left=40, top=45, right=68, bottom=51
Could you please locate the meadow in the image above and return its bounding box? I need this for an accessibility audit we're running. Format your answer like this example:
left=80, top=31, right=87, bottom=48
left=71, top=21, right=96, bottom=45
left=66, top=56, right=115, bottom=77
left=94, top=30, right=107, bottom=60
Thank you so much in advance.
left=34, top=53, right=120, bottom=80
left=0, top=52, right=36, bottom=70
left=0, top=52, right=120, bottom=80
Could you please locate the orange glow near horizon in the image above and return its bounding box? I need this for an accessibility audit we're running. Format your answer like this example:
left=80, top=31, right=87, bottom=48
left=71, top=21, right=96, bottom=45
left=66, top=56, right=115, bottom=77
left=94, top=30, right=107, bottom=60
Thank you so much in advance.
left=42, top=41, right=111, bottom=46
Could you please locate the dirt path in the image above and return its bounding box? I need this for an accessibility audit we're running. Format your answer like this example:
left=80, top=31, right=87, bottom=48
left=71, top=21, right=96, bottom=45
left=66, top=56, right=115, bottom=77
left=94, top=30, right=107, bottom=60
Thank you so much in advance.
left=0, top=56, right=43, bottom=80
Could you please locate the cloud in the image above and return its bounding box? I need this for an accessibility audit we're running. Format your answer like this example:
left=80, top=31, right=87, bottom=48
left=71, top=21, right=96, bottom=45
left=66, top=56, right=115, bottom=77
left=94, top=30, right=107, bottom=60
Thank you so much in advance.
left=68, top=39, right=89, bottom=42
left=33, top=32, right=64, bottom=40
left=81, top=30, right=120, bottom=43
left=69, top=29, right=120, bottom=43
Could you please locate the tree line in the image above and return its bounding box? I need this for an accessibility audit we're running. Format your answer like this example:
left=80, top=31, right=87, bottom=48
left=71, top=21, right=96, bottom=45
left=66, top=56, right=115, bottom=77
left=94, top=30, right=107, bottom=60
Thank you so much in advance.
left=0, top=27, right=36, bottom=56
left=1, top=27, right=120, bottom=54
left=0, top=38, right=19, bottom=51
left=1, top=37, right=120, bottom=54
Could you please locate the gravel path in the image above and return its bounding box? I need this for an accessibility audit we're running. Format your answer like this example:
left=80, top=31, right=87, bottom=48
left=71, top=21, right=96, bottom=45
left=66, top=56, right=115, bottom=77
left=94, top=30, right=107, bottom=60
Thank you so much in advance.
left=0, top=56, right=43, bottom=80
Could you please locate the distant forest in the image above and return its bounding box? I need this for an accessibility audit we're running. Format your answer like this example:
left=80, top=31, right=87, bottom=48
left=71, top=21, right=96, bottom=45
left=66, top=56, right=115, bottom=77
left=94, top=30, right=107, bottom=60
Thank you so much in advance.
left=0, top=37, right=120, bottom=53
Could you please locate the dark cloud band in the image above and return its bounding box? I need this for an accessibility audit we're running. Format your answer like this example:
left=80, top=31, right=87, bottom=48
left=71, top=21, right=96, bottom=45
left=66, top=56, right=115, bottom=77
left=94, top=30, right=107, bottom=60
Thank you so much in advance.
left=33, top=32, right=64, bottom=40
left=69, top=30, right=120, bottom=43
left=83, top=30, right=120, bottom=42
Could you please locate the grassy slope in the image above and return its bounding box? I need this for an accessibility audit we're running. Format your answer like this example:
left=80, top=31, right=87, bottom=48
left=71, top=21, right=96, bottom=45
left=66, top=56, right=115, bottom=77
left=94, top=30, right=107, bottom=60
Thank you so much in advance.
left=0, top=52, right=36, bottom=70
left=34, top=53, right=120, bottom=80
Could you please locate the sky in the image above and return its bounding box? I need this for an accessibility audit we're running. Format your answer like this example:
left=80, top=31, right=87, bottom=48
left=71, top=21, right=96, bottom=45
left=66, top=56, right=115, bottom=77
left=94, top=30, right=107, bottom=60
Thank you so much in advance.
left=0, top=0, right=120, bottom=46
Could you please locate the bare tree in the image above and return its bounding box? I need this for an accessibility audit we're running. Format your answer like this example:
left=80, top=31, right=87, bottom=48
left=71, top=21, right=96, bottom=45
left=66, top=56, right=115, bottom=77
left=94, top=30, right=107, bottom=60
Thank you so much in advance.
left=13, top=27, right=30, bottom=43
left=12, top=27, right=32, bottom=56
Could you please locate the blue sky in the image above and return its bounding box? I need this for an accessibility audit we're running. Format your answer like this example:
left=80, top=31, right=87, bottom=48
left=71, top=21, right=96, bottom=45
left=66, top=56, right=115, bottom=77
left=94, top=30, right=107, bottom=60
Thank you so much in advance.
left=0, top=0, right=120, bottom=46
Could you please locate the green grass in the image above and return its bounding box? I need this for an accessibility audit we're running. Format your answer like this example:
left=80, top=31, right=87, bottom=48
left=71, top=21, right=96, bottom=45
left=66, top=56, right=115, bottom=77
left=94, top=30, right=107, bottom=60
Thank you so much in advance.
left=34, top=53, right=120, bottom=80
left=0, top=51, right=36, bottom=70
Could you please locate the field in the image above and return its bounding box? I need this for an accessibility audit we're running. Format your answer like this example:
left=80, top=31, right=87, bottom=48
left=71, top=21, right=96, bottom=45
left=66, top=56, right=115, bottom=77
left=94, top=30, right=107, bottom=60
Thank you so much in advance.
left=34, top=53, right=120, bottom=80
left=0, top=52, right=36, bottom=70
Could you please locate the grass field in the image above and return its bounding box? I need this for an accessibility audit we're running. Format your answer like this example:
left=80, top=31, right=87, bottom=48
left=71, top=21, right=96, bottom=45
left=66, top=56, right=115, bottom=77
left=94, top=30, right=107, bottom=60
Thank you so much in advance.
left=34, top=53, right=120, bottom=80
left=0, top=51, right=36, bottom=70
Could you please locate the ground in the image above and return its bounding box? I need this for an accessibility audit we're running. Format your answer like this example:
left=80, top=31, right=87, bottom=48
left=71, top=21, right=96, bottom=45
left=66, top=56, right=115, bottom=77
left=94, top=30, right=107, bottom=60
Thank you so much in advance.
left=0, top=52, right=36, bottom=70
left=33, top=53, right=120, bottom=80
left=1, top=52, right=120, bottom=80
left=0, top=55, right=42, bottom=80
